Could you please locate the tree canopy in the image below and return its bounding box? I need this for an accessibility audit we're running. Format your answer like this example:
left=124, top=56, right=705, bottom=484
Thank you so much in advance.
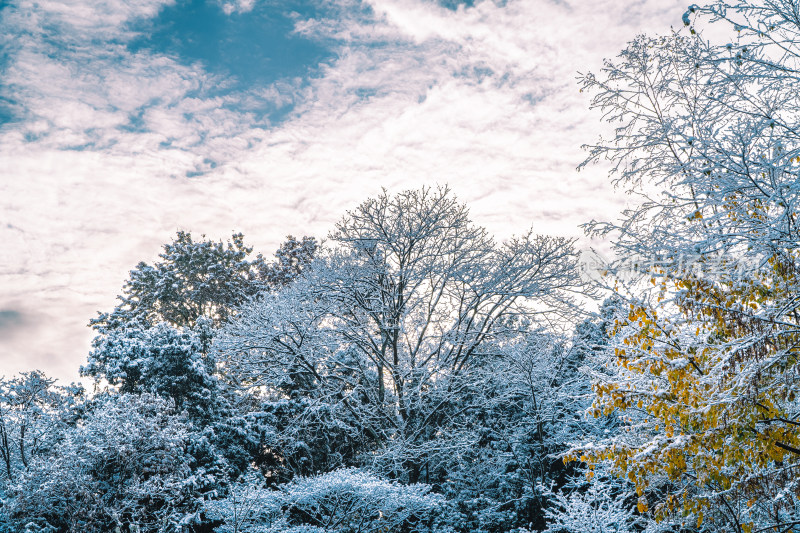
left=12, top=2, right=800, bottom=532
left=90, top=231, right=317, bottom=332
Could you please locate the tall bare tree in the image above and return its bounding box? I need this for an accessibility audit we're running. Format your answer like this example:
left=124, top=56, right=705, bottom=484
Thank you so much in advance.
left=217, top=186, right=587, bottom=483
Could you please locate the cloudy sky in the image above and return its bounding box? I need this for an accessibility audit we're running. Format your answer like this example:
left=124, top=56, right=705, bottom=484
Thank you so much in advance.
left=0, top=0, right=689, bottom=383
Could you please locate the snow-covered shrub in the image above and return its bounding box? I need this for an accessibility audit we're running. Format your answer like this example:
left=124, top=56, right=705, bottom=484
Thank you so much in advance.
left=5, top=394, right=216, bottom=532
left=203, top=470, right=283, bottom=533
left=207, top=468, right=449, bottom=533
left=542, top=472, right=638, bottom=533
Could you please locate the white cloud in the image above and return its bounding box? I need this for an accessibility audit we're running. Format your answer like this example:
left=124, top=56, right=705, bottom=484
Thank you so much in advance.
left=0, top=0, right=694, bottom=382
left=219, top=0, right=257, bottom=15
left=8, top=0, right=175, bottom=42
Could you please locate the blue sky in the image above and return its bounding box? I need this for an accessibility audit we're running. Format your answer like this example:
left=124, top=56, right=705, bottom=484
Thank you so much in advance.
left=127, top=0, right=336, bottom=123
left=0, top=0, right=689, bottom=382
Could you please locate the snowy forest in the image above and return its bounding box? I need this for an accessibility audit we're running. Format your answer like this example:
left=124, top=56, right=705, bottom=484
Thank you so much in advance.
left=4, top=1, right=800, bottom=532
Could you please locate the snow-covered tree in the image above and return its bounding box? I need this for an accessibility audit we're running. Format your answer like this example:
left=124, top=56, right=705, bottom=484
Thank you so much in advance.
left=82, top=320, right=219, bottom=420
left=0, top=372, right=81, bottom=486
left=575, top=1, right=800, bottom=531
left=81, top=233, right=318, bottom=474
left=427, top=331, right=593, bottom=532
left=262, top=235, right=318, bottom=289
left=91, top=232, right=267, bottom=332
left=89, top=231, right=316, bottom=332
left=217, top=186, right=588, bottom=488
left=438, top=306, right=624, bottom=533
left=84, top=231, right=317, bottom=393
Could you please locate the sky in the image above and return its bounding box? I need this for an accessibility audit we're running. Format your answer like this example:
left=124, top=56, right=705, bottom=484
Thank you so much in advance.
left=0, top=0, right=690, bottom=384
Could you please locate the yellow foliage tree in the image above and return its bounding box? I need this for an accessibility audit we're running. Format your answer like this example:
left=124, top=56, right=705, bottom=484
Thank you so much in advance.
left=572, top=251, right=800, bottom=531
left=574, top=1, right=800, bottom=530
